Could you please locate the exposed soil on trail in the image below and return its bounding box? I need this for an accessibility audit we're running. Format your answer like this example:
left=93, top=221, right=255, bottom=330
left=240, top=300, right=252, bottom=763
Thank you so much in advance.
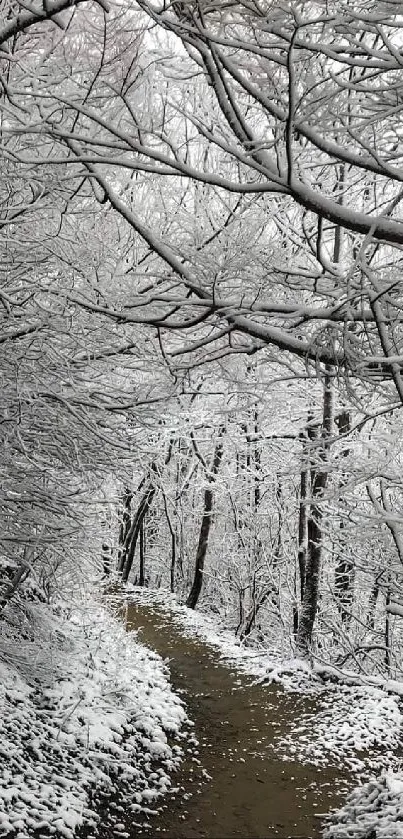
left=119, top=601, right=355, bottom=839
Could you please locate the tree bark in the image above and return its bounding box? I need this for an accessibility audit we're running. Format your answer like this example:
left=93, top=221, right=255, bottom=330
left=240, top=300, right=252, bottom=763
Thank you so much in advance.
left=334, top=410, right=354, bottom=622
left=139, top=518, right=145, bottom=587
left=102, top=543, right=113, bottom=577
left=385, top=583, right=391, bottom=672
left=238, top=586, right=277, bottom=641
left=253, top=406, right=261, bottom=512
left=0, top=547, right=33, bottom=614
left=162, top=491, right=177, bottom=593
left=295, top=415, right=317, bottom=626
left=186, top=427, right=225, bottom=609
left=121, top=483, right=156, bottom=583
left=367, top=570, right=383, bottom=630
left=296, top=372, right=334, bottom=657
left=117, top=488, right=133, bottom=573
left=297, top=466, right=308, bottom=602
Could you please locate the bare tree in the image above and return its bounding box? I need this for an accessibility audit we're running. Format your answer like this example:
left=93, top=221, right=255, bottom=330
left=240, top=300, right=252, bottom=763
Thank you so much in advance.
left=296, top=371, right=334, bottom=656
left=9, top=0, right=400, bottom=407
left=186, top=426, right=225, bottom=609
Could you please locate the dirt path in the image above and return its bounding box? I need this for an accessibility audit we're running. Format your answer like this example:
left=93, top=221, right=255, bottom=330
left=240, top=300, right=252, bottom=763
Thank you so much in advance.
left=123, top=601, right=354, bottom=839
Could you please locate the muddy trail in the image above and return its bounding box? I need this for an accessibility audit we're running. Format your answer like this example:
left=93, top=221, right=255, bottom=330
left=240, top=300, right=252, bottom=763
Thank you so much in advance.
left=115, top=601, right=356, bottom=839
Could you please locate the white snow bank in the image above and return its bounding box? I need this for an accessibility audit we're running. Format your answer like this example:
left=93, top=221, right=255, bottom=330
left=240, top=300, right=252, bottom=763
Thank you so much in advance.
left=323, top=772, right=403, bottom=838
left=316, top=662, right=403, bottom=698
left=0, top=599, right=191, bottom=838
left=277, top=684, right=401, bottom=772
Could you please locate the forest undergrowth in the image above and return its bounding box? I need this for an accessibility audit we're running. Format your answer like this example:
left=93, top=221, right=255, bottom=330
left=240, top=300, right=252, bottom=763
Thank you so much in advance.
left=0, top=591, right=193, bottom=839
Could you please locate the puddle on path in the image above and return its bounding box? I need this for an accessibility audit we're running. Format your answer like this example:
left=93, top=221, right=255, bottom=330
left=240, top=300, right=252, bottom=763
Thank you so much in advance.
left=120, top=601, right=355, bottom=839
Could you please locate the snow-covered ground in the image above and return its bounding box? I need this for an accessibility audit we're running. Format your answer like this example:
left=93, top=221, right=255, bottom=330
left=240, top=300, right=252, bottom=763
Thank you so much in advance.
left=3, top=583, right=403, bottom=839
left=126, top=586, right=403, bottom=839
left=323, top=774, right=403, bottom=838
left=0, top=597, right=192, bottom=839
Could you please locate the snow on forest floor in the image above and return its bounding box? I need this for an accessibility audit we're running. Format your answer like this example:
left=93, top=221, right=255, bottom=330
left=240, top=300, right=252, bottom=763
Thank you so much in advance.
left=3, top=583, right=403, bottom=839
left=126, top=586, right=403, bottom=839
left=323, top=773, right=403, bottom=838
left=0, top=597, right=193, bottom=839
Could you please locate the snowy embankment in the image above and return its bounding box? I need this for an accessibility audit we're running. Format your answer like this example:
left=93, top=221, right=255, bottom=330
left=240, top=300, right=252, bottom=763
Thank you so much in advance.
left=0, top=599, right=191, bottom=839
left=126, top=586, right=403, bottom=839
left=323, top=774, right=403, bottom=838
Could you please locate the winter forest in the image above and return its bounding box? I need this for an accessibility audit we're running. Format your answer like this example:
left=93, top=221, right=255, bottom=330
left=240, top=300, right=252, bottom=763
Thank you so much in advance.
left=4, top=1, right=403, bottom=837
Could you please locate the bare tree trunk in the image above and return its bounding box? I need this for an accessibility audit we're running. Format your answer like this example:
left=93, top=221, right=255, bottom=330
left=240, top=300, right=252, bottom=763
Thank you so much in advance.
left=297, top=466, right=308, bottom=600
left=102, top=543, right=113, bottom=577
left=121, top=483, right=156, bottom=583
left=238, top=586, right=277, bottom=641
left=235, top=404, right=265, bottom=638
left=385, top=582, right=391, bottom=672
left=0, top=547, right=33, bottom=614
left=186, top=428, right=225, bottom=610
left=162, top=491, right=177, bottom=593
left=334, top=410, right=354, bottom=622
left=253, top=406, right=261, bottom=511
left=367, top=569, right=383, bottom=630
left=297, top=419, right=316, bottom=601
left=296, top=371, right=334, bottom=657
left=186, top=486, right=215, bottom=609
left=117, top=488, right=133, bottom=573
left=239, top=472, right=281, bottom=641
left=295, top=416, right=317, bottom=631
left=367, top=480, right=403, bottom=566
left=251, top=405, right=263, bottom=564
left=139, top=518, right=145, bottom=587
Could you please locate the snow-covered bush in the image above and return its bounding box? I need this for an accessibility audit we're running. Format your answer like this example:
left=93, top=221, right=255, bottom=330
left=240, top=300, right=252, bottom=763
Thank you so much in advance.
left=0, top=599, right=191, bottom=838
left=324, top=773, right=403, bottom=839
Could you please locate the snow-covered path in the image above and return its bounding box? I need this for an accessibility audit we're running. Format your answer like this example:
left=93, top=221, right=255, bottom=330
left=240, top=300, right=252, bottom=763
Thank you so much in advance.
left=119, top=600, right=358, bottom=839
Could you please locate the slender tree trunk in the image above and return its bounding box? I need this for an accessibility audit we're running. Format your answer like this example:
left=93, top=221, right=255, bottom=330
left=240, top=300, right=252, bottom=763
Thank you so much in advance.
left=385, top=583, right=391, bottom=672
left=297, top=507, right=323, bottom=654
left=117, top=488, right=133, bottom=573
left=296, top=372, right=334, bottom=657
left=139, top=518, right=145, bottom=587
left=367, top=569, right=383, bottom=630
left=238, top=586, right=276, bottom=641
left=121, top=483, right=156, bottom=583
left=368, top=480, right=403, bottom=566
left=295, top=415, right=317, bottom=628
left=253, top=406, right=261, bottom=511
left=251, top=406, right=263, bottom=564
left=186, top=428, right=225, bottom=609
left=334, top=410, right=354, bottom=622
left=0, top=550, right=32, bottom=614
left=186, top=486, right=215, bottom=609
left=239, top=473, right=281, bottom=641
left=102, top=543, right=113, bottom=577
left=274, top=477, right=283, bottom=560
left=297, top=465, right=308, bottom=602
left=162, top=491, right=177, bottom=593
